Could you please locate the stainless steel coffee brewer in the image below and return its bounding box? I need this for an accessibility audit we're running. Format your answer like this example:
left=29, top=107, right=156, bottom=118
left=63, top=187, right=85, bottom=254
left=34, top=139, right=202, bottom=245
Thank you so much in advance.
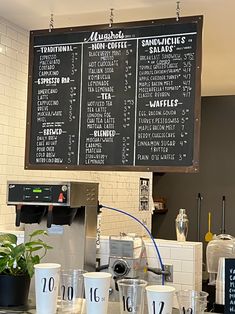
left=7, top=181, right=98, bottom=273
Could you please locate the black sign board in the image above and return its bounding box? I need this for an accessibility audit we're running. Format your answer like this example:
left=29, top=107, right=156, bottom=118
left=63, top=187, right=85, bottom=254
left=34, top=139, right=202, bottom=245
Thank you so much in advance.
left=25, top=16, right=203, bottom=172
left=225, top=258, right=235, bottom=313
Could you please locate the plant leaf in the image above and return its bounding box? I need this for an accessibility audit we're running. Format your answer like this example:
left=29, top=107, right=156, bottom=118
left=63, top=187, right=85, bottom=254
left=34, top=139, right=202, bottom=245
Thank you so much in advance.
left=25, top=241, right=52, bottom=250
left=0, top=247, right=11, bottom=254
left=11, top=243, right=25, bottom=259
left=0, top=233, right=17, bottom=245
left=26, top=258, right=34, bottom=278
left=25, top=240, right=45, bottom=246
left=0, top=256, right=8, bottom=273
left=29, top=230, right=47, bottom=238
left=26, top=255, right=40, bottom=278
left=32, top=255, right=40, bottom=264
left=0, top=229, right=53, bottom=278
left=28, top=246, right=44, bottom=252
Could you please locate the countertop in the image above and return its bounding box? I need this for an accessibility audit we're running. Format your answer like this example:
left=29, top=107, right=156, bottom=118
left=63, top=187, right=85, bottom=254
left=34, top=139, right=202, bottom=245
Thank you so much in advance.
left=0, top=302, right=217, bottom=313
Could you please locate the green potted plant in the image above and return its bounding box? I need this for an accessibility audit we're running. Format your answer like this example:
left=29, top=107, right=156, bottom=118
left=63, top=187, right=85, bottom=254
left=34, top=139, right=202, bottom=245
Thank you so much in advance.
left=0, top=229, right=52, bottom=307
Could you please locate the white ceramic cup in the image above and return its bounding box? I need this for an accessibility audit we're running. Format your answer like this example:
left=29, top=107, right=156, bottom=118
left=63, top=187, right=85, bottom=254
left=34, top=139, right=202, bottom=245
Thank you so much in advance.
left=34, top=263, right=61, bottom=314
left=146, top=285, right=175, bottom=314
left=83, top=272, right=111, bottom=314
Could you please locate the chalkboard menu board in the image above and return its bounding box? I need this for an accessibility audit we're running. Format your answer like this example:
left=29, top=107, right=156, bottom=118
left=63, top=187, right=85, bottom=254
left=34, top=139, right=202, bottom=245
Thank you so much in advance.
left=25, top=15, right=203, bottom=172
left=225, top=258, right=235, bottom=313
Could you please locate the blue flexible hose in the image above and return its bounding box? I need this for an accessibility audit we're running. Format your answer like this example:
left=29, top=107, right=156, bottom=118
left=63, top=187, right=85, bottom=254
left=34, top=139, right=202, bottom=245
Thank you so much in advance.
left=100, top=204, right=165, bottom=285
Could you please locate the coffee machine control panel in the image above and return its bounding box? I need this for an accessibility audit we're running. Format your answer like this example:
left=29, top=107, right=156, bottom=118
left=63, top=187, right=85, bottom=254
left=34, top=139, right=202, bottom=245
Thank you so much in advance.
left=8, top=183, right=69, bottom=205
left=7, top=181, right=99, bottom=209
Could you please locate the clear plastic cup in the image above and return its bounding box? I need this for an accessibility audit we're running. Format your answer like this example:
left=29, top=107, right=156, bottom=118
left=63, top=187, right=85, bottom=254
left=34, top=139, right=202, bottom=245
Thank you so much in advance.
left=117, top=279, right=147, bottom=314
left=60, top=269, right=86, bottom=313
left=176, top=290, right=208, bottom=314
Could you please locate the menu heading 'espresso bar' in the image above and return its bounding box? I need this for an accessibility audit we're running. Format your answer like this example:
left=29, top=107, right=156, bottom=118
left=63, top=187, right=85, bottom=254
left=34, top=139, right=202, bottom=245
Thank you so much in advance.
left=25, top=16, right=203, bottom=172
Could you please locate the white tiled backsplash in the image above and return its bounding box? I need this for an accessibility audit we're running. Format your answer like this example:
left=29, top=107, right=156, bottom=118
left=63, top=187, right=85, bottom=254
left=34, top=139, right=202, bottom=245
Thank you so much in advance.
left=97, top=236, right=202, bottom=308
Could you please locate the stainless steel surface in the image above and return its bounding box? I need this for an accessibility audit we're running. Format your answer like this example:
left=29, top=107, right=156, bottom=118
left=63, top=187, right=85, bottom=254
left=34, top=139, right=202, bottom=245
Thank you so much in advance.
left=7, top=181, right=99, bottom=299
left=25, top=204, right=97, bottom=271
left=175, top=208, right=189, bottom=242
left=7, top=181, right=98, bottom=207
left=108, top=235, right=148, bottom=301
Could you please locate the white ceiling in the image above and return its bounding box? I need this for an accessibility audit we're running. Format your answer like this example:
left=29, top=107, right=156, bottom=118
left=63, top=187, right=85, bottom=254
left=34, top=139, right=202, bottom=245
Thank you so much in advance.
left=0, top=0, right=235, bottom=96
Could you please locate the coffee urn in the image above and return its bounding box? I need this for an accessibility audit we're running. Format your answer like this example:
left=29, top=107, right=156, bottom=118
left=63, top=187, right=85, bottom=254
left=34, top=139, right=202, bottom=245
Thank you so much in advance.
left=7, top=181, right=99, bottom=273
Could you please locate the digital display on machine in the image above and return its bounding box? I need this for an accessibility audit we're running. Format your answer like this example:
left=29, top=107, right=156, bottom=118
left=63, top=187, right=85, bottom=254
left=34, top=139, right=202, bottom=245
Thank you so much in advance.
left=32, top=188, right=42, bottom=193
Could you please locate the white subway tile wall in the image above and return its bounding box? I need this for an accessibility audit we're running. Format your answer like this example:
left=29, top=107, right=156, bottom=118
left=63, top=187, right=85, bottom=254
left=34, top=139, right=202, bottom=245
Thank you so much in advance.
left=0, top=17, right=153, bottom=234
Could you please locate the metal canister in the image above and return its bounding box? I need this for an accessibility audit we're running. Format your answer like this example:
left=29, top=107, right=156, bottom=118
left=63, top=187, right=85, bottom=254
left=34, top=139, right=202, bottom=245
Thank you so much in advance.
left=175, top=208, right=189, bottom=241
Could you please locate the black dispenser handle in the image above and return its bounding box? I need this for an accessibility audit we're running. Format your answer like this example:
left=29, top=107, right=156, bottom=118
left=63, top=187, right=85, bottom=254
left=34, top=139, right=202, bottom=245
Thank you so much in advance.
left=221, top=195, right=226, bottom=234
left=15, top=205, right=22, bottom=227
left=47, top=205, right=53, bottom=228
left=197, top=193, right=202, bottom=242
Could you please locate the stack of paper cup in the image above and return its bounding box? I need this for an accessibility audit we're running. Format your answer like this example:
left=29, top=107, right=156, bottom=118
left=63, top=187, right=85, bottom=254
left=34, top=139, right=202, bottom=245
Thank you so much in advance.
left=83, top=272, right=111, bottom=314
left=216, top=257, right=225, bottom=305
left=146, top=285, right=175, bottom=314
left=34, top=263, right=61, bottom=314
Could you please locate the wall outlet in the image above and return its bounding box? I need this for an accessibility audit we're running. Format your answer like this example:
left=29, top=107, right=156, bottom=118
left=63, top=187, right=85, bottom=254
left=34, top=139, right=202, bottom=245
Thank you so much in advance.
left=164, top=264, right=173, bottom=282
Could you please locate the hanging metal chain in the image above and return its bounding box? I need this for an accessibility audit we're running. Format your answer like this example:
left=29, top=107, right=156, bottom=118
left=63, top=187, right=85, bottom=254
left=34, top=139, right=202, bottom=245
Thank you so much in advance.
left=109, top=8, right=114, bottom=28
left=49, top=13, right=54, bottom=32
left=176, top=1, right=180, bottom=21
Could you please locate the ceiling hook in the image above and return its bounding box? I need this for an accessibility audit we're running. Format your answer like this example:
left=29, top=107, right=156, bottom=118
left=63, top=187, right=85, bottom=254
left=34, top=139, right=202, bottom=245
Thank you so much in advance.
left=49, top=13, right=54, bottom=32
left=109, top=8, right=114, bottom=28
left=176, top=1, right=180, bottom=21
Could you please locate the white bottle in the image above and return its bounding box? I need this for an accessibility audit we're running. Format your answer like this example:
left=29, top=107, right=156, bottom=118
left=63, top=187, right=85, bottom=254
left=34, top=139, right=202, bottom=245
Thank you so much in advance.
left=175, top=208, right=189, bottom=241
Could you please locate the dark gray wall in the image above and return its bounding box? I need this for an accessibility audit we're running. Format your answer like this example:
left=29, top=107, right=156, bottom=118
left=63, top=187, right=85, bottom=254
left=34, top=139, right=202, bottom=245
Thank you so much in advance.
left=152, top=96, right=235, bottom=245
